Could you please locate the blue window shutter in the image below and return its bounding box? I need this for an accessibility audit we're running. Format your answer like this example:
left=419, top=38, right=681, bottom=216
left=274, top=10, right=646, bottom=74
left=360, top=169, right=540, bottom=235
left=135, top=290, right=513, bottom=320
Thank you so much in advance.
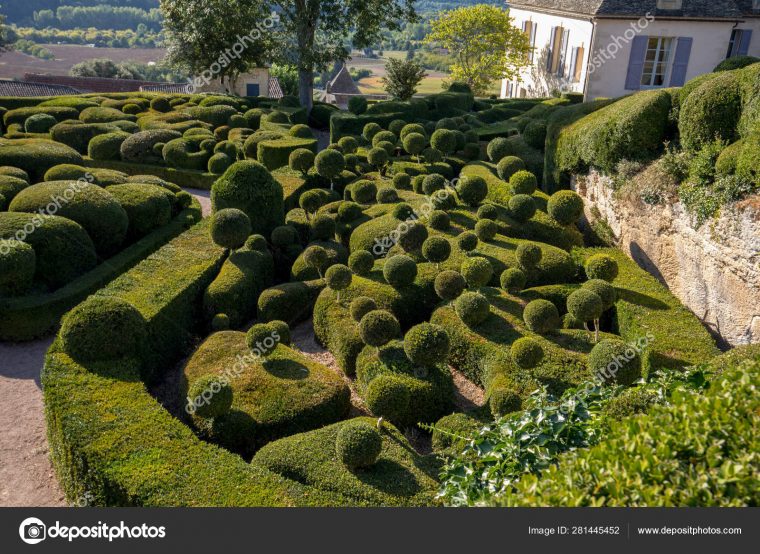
left=625, top=35, right=648, bottom=90
left=670, top=37, right=693, bottom=87
left=738, top=30, right=753, bottom=56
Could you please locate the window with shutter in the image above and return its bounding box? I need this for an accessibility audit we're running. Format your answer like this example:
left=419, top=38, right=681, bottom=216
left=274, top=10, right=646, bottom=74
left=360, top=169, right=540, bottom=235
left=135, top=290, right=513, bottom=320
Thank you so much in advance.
left=558, top=28, right=570, bottom=76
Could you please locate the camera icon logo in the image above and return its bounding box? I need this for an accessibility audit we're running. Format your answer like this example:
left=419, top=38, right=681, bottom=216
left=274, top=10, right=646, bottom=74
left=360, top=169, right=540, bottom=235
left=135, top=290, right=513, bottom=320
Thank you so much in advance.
left=19, top=517, right=46, bottom=545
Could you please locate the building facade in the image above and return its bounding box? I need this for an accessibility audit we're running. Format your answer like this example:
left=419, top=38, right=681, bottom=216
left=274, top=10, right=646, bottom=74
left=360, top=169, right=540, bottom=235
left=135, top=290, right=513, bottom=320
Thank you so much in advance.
left=502, top=0, right=760, bottom=100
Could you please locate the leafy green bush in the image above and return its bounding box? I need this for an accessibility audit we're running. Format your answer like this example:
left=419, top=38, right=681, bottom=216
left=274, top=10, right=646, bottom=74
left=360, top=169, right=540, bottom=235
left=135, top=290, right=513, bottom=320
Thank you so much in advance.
left=0, top=239, right=35, bottom=296
left=383, top=254, right=417, bottom=288
left=461, top=256, right=493, bottom=288
left=508, top=194, right=536, bottom=223
left=457, top=174, right=487, bottom=206
left=500, top=267, right=526, bottom=293
left=24, top=113, right=57, bottom=133
left=335, top=421, right=382, bottom=469
left=121, top=129, right=182, bottom=164
left=209, top=208, right=251, bottom=250
left=88, top=131, right=130, bottom=161
left=496, top=156, right=525, bottom=181
left=510, top=337, right=543, bottom=369
left=522, top=299, right=559, bottom=333
left=509, top=170, right=537, bottom=195
left=587, top=338, right=641, bottom=385
left=547, top=190, right=584, bottom=225
left=454, top=291, right=490, bottom=326
left=714, top=55, right=760, bottom=72
left=434, top=270, right=466, bottom=301
left=187, top=375, right=234, bottom=419
left=584, top=253, right=618, bottom=281
left=403, top=323, right=450, bottom=367
left=679, top=71, right=742, bottom=151
left=0, top=138, right=83, bottom=181
left=106, top=183, right=173, bottom=241
left=359, top=309, right=401, bottom=348
left=350, top=296, right=378, bottom=322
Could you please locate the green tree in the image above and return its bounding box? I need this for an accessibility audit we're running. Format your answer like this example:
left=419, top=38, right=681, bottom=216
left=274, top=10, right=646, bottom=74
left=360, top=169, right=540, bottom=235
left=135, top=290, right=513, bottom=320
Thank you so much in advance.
left=381, top=58, right=427, bottom=100
left=272, top=0, right=417, bottom=111
left=424, top=4, right=530, bottom=95
left=0, top=13, right=12, bottom=54
left=160, top=0, right=274, bottom=91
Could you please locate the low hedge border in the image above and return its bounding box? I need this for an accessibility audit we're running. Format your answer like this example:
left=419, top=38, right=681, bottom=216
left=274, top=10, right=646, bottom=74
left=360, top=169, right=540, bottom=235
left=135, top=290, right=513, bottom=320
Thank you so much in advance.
left=0, top=199, right=202, bottom=341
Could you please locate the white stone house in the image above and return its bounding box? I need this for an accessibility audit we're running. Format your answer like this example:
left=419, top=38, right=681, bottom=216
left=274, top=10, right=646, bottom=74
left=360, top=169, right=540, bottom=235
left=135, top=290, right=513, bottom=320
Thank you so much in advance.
left=502, top=0, right=760, bottom=100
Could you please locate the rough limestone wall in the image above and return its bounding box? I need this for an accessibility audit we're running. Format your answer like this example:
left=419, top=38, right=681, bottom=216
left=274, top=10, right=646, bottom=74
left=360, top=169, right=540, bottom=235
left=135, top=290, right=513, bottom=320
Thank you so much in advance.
left=574, top=170, right=760, bottom=347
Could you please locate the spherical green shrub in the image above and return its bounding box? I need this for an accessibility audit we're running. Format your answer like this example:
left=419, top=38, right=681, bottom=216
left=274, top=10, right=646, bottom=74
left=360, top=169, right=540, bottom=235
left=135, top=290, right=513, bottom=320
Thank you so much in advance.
left=325, top=263, right=352, bottom=296
left=303, top=244, right=329, bottom=275
left=383, top=254, right=417, bottom=288
left=211, top=313, right=231, bottom=332
left=508, top=194, right=536, bottom=223
left=285, top=148, right=314, bottom=176
left=392, top=202, right=415, bottom=221
left=523, top=120, right=547, bottom=150
left=403, top=132, right=427, bottom=159
left=423, top=147, right=443, bottom=163
left=245, top=234, right=268, bottom=252
left=0, top=138, right=84, bottom=182
left=372, top=131, right=397, bottom=147
left=348, top=96, right=368, bottom=115
left=422, top=236, right=451, bottom=267
left=363, top=122, right=382, bottom=142
left=400, top=123, right=426, bottom=139
left=338, top=136, right=358, bottom=154
left=458, top=231, right=478, bottom=252
left=431, top=129, right=457, bottom=154
left=367, top=147, right=389, bottom=171
left=434, top=270, right=466, bottom=301
left=311, top=214, right=336, bottom=241
left=187, top=374, right=234, bottom=418
left=497, top=155, right=526, bottom=181
left=714, top=55, right=760, bottom=72
left=435, top=117, right=458, bottom=130
left=351, top=180, right=378, bottom=204
left=338, top=201, right=363, bottom=222
left=0, top=239, right=35, bottom=296
left=398, top=221, right=428, bottom=253
left=350, top=296, right=378, bottom=322
left=210, top=208, right=251, bottom=250
left=500, top=267, right=527, bottom=294
left=315, top=149, right=346, bottom=182
left=208, top=152, right=233, bottom=174
left=348, top=249, right=374, bottom=276
left=422, top=173, right=446, bottom=196
left=567, top=288, right=604, bottom=324
left=429, top=210, right=450, bottom=230
left=271, top=224, right=299, bottom=249
left=583, top=278, right=617, bottom=310
left=120, top=129, right=181, bottom=164
left=474, top=219, right=497, bottom=241
left=150, top=96, right=171, bottom=112
left=490, top=388, right=521, bottom=418
left=516, top=242, right=542, bottom=270
left=269, top=319, right=292, bottom=345
left=298, top=189, right=323, bottom=216
left=477, top=204, right=498, bottom=221
left=454, top=291, right=490, bottom=326
left=59, top=296, right=146, bottom=362
left=462, top=142, right=480, bottom=160
left=457, top=174, right=488, bottom=206
left=388, top=119, right=407, bottom=135
left=211, top=160, right=284, bottom=237
left=461, top=256, right=493, bottom=289
left=588, top=339, right=642, bottom=386
left=511, top=337, right=544, bottom=369
left=523, top=299, right=560, bottom=334
left=547, top=190, right=584, bottom=225
left=585, top=253, right=619, bottom=282
left=679, top=71, right=741, bottom=151
left=335, top=421, right=382, bottom=469
left=404, top=323, right=450, bottom=367
left=376, top=186, right=398, bottom=204
left=509, top=170, right=537, bottom=195
left=25, top=113, right=57, bottom=133
left=487, top=137, right=512, bottom=162
left=392, top=173, right=411, bottom=190
left=246, top=322, right=280, bottom=357
left=359, top=309, right=400, bottom=347
left=366, top=375, right=410, bottom=423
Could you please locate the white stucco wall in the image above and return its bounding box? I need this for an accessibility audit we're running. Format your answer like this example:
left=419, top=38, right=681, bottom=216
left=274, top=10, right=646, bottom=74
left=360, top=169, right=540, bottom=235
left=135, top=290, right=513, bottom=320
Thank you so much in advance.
left=502, top=8, right=593, bottom=98
left=588, top=18, right=743, bottom=100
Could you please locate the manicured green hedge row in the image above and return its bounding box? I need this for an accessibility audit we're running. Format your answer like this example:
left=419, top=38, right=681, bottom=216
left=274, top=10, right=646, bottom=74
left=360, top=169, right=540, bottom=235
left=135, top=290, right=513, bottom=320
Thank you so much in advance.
left=330, top=111, right=414, bottom=143
left=0, top=201, right=202, bottom=341
left=257, top=136, right=317, bottom=171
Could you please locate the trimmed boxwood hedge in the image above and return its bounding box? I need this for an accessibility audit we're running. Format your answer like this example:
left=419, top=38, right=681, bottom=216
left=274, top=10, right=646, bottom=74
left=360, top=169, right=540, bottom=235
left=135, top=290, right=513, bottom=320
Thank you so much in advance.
left=0, top=138, right=83, bottom=181
left=258, top=137, right=318, bottom=171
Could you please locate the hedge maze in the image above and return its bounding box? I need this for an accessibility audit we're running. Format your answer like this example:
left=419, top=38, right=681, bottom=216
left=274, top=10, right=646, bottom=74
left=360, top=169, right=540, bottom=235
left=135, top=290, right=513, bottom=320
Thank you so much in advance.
left=1, top=68, right=756, bottom=507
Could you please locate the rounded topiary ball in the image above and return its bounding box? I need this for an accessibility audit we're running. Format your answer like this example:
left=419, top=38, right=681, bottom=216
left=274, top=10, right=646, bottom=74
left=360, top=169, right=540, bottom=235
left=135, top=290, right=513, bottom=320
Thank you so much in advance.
left=474, top=219, right=497, bottom=241
left=349, top=96, right=368, bottom=115
left=582, top=279, right=617, bottom=311
left=363, top=122, right=382, bottom=141
left=299, top=189, right=323, bottom=215
left=352, top=180, right=378, bottom=204
left=338, top=136, right=359, bottom=154
left=477, top=204, right=498, bottom=221
left=588, top=339, right=642, bottom=386
left=509, top=170, right=538, bottom=195
left=338, top=201, right=363, bottom=222
left=434, top=270, right=467, bottom=301
left=366, top=375, right=410, bottom=423
left=359, top=309, right=400, bottom=347
left=208, top=153, right=233, bottom=175
left=335, top=421, right=382, bottom=469
left=211, top=313, right=231, bottom=332
left=423, top=147, right=443, bottom=163
left=392, top=202, right=415, bottom=221
left=523, top=299, right=560, bottom=334
left=176, top=190, right=193, bottom=209
left=325, top=263, right=352, bottom=291
left=548, top=190, right=584, bottom=226
left=348, top=249, right=374, bottom=276
left=376, top=186, right=398, bottom=204
left=289, top=148, right=315, bottom=175
left=404, top=323, right=450, bottom=367
left=269, top=319, right=291, bottom=346
left=210, top=208, right=252, bottom=250
left=511, top=337, right=544, bottom=369
left=403, top=133, right=427, bottom=158
left=454, top=291, right=491, bottom=326
left=422, top=236, right=451, bottom=266
left=490, top=388, right=521, bottom=418
left=392, top=173, right=411, bottom=190
left=368, top=147, right=389, bottom=170
left=497, top=156, right=525, bottom=181
left=0, top=239, right=35, bottom=296
left=310, top=214, right=336, bottom=241
left=271, top=224, right=299, bottom=248
left=303, top=245, right=329, bottom=275
left=461, top=256, right=493, bottom=288
left=456, top=175, right=488, bottom=206
left=429, top=210, right=450, bottom=231
left=431, top=128, right=457, bottom=154
left=60, top=296, right=147, bottom=362
left=350, top=296, right=378, bottom=322
left=585, top=254, right=619, bottom=282
left=458, top=231, right=478, bottom=252
left=567, top=288, right=604, bottom=323
left=508, top=194, right=536, bottom=223
left=383, top=254, right=417, bottom=288
left=500, top=267, right=527, bottom=293
left=187, top=374, right=233, bottom=418
left=315, top=149, right=345, bottom=180
left=245, top=234, right=268, bottom=252
left=398, top=221, right=428, bottom=253
left=487, top=137, right=512, bottom=162
left=25, top=113, right=57, bottom=133
left=422, top=173, right=446, bottom=196
left=246, top=322, right=279, bottom=357
left=516, top=242, right=542, bottom=270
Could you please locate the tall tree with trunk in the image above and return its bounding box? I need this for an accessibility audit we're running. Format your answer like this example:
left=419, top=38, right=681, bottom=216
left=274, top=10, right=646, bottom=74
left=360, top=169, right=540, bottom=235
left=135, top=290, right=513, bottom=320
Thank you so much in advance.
left=160, top=0, right=274, bottom=92
left=271, top=0, right=417, bottom=111
left=425, top=4, right=530, bottom=95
